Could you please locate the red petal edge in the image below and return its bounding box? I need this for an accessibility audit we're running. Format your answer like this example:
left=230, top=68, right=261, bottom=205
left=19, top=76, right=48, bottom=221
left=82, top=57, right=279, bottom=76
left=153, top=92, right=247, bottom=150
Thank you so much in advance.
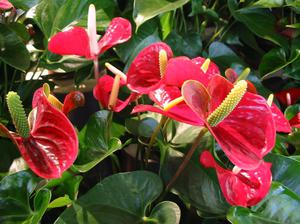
left=200, top=151, right=272, bottom=207
left=127, top=42, right=173, bottom=94
left=17, top=94, right=78, bottom=179
left=48, top=27, right=91, bottom=59
left=98, top=17, right=132, bottom=54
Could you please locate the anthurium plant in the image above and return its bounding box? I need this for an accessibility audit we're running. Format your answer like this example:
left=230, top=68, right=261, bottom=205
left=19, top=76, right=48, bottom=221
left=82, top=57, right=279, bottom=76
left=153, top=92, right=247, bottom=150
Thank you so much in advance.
left=0, top=0, right=300, bottom=223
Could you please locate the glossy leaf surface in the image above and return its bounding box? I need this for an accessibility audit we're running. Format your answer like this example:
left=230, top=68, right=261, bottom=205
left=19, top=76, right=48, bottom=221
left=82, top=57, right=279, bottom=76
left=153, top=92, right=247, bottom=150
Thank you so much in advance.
left=55, top=171, right=180, bottom=223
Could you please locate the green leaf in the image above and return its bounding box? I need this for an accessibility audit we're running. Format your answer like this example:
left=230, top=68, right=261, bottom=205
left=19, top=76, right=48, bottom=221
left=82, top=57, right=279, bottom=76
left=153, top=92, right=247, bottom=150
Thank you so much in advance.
left=284, top=104, right=300, bottom=120
left=124, top=33, right=161, bottom=72
left=116, top=19, right=158, bottom=63
left=208, top=41, right=244, bottom=69
left=9, top=0, right=39, bottom=10
left=0, top=24, right=30, bottom=71
left=149, top=201, right=181, bottom=224
left=55, top=171, right=180, bottom=223
left=265, top=153, right=300, bottom=195
left=48, top=195, right=73, bottom=208
left=31, top=188, right=52, bottom=224
left=74, top=111, right=122, bottom=172
left=227, top=182, right=300, bottom=224
left=35, top=0, right=117, bottom=39
left=259, top=48, right=286, bottom=76
left=228, top=0, right=288, bottom=47
left=0, top=171, right=40, bottom=223
left=253, top=0, right=284, bottom=8
left=138, top=117, right=159, bottom=138
left=161, top=149, right=229, bottom=216
left=133, top=0, right=190, bottom=29
left=165, top=31, right=202, bottom=58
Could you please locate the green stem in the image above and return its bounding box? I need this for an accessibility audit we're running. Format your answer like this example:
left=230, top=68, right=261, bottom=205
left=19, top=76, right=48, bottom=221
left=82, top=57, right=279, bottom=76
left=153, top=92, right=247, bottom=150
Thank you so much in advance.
left=4, top=63, right=8, bottom=96
left=165, top=128, right=208, bottom=192
left=145, top=116, right=168, bottom=168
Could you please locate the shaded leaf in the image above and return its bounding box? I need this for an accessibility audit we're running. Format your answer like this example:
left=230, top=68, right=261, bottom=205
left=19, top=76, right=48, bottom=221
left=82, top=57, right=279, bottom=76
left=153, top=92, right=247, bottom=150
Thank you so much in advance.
left=0, top=24, right=30, bottom=71
left=55, top=171, right=179, bottom=224
left=227, top=182, right=300, bottom=224
left=133, top=0, right=189, bottom=29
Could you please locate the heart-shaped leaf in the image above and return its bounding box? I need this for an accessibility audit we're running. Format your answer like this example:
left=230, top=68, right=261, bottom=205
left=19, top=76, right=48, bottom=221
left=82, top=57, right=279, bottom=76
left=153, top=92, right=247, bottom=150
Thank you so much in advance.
left=55, top=171, right=181, bottom=224
left=133, top=0, right=189, bottom=29
left=227, top=182, right=300, bottom=224
left=0, top=24, right=30, bottom=71
left=0, top=171, right=40, bottom=223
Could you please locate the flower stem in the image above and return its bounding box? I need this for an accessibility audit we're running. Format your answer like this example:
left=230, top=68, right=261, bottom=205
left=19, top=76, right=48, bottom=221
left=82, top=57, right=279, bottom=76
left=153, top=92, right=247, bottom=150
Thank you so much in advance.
left=145, top=116, right=168, bottom=168
left=93, top=58, right=99, bottom=80
left=165, top=128, right=208, bottom=192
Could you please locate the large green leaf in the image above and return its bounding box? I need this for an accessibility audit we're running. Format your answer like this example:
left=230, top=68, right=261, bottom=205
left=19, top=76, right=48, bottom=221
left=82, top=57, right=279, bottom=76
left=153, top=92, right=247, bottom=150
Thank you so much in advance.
left=161, top=149, right=229, bottom=216
left=35, top=0, right=117, bottom=39
left=116, top=19, right=158, bottom=63
left=133, top=0, right=190, bottom=29
left=228, top=0, right=287, bottom=47
left=55, top=171, right=180, bottom=224
left=227, top=182, right=300, bottom=224
left=0, top=24, right=30, bottom=71
left=266, top=153, right=300, bottom=195
left=253, top=0, right=284, bottom=8
left=165, top=31, right=202, bottom=58
left=259, top=48, right=286, bottom=76
left=30, top=188, right=52, bottom=224
left=208, top=41, right=244, bottom=70
left=9, top=0, right=39, bottom=10
left=0, top=171, right=40, bottom=223
left=74, top=111, right=122, bottom=172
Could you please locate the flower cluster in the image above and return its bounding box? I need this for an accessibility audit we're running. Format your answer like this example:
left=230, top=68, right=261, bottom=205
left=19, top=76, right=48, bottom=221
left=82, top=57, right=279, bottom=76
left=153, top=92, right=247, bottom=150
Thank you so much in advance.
left=46, top=4, right=292, bottom=207
left=95, top=41, right=291, bottom=207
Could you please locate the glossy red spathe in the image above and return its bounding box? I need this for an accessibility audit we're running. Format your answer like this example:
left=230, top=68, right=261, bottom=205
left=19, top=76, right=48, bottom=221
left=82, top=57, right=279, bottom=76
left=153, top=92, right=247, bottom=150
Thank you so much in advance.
left=182, top=76, right=276, bottom=170
left=1, top=87, right=79, bottom=179
left=48, top=17, right=131, bottom=59
left=93, top=75, right=138, bottom=112
left=126, top=42, right=173, bottom=94
left=200, top=151, right=272, bottom=207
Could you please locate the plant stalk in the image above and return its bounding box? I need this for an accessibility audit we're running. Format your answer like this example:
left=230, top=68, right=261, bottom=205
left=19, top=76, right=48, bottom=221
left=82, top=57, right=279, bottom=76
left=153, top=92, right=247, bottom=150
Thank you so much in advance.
left=165, top=128, right=208, bottom=192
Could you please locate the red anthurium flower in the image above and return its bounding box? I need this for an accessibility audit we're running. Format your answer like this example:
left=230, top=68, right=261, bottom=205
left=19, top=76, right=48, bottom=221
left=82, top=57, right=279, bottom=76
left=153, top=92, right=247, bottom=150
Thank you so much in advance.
left=126, top=42, right=173, bottom=94
left=182, top=76, right=276, bottom=170
left=162, top=56, right=219, bottom=87
left=0, top=0, right=13, bottom=10
left=93, top=74, right=138, bottom=112
left=289, top=113, right=300, bottom=128
left=200, top=151, right=272, bottom=207
left=133, top=84, right=204, bottom=126
left=48, top=4, right=131, bottom=60
left=132, top=54, right=220, bottom=125
left=1, top=86, right=79, bottom=179
left=275, top=88, right=300, bottom=106
left=224, top=68, right=291, bottom=133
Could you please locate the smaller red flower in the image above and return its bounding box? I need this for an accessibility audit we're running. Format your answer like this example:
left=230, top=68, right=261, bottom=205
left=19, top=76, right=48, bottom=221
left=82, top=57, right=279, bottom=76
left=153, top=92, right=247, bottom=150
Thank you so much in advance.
left=0, top=0, right=13, bottom=10
left=93, top=74, right=138, bottom=112
left=126, top=42, right=173, bottom=94
left=275, top=88, right=300, bottom=106
left=48, top=5, right=131, bottom=60
left=289, top=113, right=300, bottom=128
left=200, top=151, right=272, bottom=207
